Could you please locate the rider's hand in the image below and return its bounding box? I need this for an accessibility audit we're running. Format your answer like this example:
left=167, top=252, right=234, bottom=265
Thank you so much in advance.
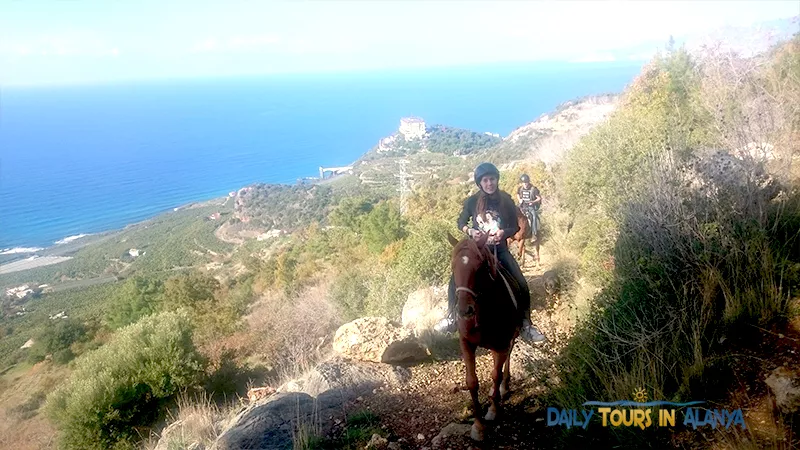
left=489, top=230, right=505, bottom=245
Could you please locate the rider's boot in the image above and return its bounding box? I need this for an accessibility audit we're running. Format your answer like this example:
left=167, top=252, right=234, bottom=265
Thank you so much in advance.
left=519, top=313, right=546, bottom=344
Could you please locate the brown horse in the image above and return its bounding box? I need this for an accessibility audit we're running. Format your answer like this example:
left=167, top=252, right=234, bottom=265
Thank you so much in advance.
left=507, top=206, right=540, bottom=268
left=447, top=232, right=522, bottom=441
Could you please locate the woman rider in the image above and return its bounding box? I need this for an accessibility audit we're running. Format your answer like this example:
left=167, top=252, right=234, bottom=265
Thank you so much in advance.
left=436, top=162, right=546, bottom=344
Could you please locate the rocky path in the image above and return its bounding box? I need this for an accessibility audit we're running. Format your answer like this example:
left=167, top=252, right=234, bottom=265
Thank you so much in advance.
left=328, top=245, right=573, bottom=449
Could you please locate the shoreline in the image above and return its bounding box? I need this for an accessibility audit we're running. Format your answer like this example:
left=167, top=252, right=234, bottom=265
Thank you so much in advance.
left=0, top=193, right=233, bottom=269
left=1, top=159, right=358, bottom=258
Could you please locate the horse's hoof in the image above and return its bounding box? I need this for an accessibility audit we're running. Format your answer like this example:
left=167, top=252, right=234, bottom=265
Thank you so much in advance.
left=485, top=407, right=497, bottom=421
left=471, top=422, right=485, bottom=441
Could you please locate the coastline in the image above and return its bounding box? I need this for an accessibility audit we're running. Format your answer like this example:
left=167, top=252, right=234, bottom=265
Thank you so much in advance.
left=0, top=193, right=234, bottom=275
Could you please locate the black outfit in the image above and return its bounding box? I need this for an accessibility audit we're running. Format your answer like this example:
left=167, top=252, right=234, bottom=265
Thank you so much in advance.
left=448, top=190, right=531, bottom=320
left=517, top=185, right=541, bottom=210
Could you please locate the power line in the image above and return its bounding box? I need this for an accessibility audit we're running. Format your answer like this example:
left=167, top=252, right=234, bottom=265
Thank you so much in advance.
left=394, top=159, right=411, bottom=215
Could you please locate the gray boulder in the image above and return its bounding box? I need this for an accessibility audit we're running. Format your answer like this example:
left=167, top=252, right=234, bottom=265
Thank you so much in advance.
left=333, top=317, right=429, bottom=364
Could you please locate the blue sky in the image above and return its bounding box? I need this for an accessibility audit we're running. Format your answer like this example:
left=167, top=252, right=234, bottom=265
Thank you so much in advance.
left=1, top=0, right=798, bottom=86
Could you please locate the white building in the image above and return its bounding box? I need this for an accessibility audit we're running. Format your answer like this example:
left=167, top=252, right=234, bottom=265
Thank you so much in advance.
left=399, top=117, right=426, bottom=140
left=6, top=284, right=33, bottom=299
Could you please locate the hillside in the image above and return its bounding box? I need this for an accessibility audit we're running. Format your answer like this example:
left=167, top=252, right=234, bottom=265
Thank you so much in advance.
left=0, top=33, right=798, bottom=450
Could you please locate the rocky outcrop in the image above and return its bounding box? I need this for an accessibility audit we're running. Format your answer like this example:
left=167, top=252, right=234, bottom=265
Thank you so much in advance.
left=214, top=391, right=343, bottom=450
left=216, top=356, right=406, bottom=450
left=276, top=356, right=393, bottom=396
left=333, top=317, right=430, bottom=364
left=401, top=286, right=448, bottom=336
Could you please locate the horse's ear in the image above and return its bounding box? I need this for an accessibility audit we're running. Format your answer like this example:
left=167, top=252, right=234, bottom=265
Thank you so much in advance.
left=446, top=232, right=459, bottom=248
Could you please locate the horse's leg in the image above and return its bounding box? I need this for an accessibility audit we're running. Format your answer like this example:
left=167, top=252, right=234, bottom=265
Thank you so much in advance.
left=519, top=239, right=526, bottom=269
left=535, top=234, right=541, bottom=263
left=485, top=349, right=509, bottom=421
left=461, top=339, right=485, bottom=441
left=500, top=339, right=514, bottom=398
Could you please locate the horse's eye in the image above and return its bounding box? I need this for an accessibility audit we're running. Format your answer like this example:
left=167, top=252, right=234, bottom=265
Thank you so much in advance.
left=460, top=305, right=475, bottom=318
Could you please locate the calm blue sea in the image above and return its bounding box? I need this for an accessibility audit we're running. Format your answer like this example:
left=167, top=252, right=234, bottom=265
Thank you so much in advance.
left=0, top=61, right=643, bottom=249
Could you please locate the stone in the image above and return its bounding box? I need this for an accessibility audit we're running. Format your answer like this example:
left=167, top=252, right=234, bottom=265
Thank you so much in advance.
left=765, top=366, right=800, bottom=414
left=431, top=423, right=471, bottom=447
left=275, top=356, right=389, bottom=397
left=215, top=392, right=347, bottom=450
left=365, top=433, right=389, bottom=449
left=333, top=317, right=429, bottom=364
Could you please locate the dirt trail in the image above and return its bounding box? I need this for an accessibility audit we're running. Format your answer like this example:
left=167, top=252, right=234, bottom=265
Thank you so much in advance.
left=329, top=244, right=571, bottom=449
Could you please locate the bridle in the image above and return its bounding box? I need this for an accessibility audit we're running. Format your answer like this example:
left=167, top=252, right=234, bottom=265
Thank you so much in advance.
left=455, top=286, right=478, bottom=297
left=453, top=243, right=518, bottom=317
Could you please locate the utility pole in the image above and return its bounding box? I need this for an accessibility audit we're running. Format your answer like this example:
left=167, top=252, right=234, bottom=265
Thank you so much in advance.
left=395, top=159, right=411, bottom=215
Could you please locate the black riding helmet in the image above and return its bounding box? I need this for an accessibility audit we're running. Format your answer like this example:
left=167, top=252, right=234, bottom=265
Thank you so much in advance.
left=520, top=174, right=530, bottom=183
left=474, top=162, right=500, bottom=187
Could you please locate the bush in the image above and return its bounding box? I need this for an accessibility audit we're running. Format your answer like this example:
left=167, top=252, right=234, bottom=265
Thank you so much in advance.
left=27, top=318, right=87, bottom=364
left=46, top=310, right=205, bottom=450
left=360, top=201, right=406, bottom=253
left=551, top=150, right=799, bottom=421
left=106, top=277, right=164, bottom=329
left=328, top=196, right=374, bottom=229
left=394, top=218, right=455, bottom=286
left=330, top=271, right=370, bottom=321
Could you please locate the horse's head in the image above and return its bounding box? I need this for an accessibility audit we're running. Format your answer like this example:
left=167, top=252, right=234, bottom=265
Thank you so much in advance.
left=448, top=232, right=496, bottom=331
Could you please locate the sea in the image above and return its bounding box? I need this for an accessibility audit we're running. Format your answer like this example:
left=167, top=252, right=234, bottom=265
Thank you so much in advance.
left=0, top=61, right=644, bottom=250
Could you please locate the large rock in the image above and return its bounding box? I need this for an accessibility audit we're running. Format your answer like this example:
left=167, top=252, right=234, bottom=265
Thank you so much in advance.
left=401, top=286, right=448, bottom=335
left=276, top=355, right=392, bottom=396
left=765, top=366, right=800, bottom=414
left=214, top=391, right=346, bottom=450
left=215, top=356, right=412, bottom=450
left=333, top=317, right=429, bottom=364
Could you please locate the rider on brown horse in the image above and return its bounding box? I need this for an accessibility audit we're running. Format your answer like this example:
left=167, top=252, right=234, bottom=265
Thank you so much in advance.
left=517, top=174, right=541, bottom=237
left=436, top=162, right=545, bottom=344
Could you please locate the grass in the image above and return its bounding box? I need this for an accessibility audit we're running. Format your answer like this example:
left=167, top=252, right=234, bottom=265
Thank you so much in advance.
left=143, top=392, right=228, bottom=450
left=295, top=410, right=384, bottom=450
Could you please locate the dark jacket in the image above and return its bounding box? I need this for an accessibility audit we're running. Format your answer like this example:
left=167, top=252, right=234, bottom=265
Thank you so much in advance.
left=457, top=190, right=519, bottom=250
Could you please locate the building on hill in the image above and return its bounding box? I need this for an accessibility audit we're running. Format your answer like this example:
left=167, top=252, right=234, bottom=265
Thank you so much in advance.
left=399, top=117, right=426, bottom=140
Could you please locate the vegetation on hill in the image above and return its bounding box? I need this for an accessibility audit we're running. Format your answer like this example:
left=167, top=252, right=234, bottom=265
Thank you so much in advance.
left=547, top=39, right=800, bottom=446
left=425, top=125, right=502, bottom=155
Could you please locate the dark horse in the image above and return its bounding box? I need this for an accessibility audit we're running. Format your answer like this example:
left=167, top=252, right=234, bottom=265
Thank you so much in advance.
left=507, top=206, right=540, bottom=268
left=447, top=232, right=523, bottom=441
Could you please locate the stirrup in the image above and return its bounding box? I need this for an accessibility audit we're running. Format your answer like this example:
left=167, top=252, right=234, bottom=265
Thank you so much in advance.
left=434, top=317, right=457, bottom=333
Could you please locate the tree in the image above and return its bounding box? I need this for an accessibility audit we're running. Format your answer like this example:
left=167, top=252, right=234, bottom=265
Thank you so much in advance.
left=360, top=201, right=406, bottom=253
left=163, top=272, right=219, bottom=310
left=106, top=277, right=164, bottom=329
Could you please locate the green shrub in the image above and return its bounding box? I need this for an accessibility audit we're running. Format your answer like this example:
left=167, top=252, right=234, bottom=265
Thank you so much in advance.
left=360, top=201, right=406, bottom=253
left=46, top=309, right=205, bottom=450
left=551, top=151, right=800, bottom=421
left=394, top=218, right=455, bottom=286
left=106, top=277, right=165, bottom=329
left=27, top=318, right=87, bottom=364
left=330, top=270, right=370, bottom=321
left=328, top=196, right=374, bottom=229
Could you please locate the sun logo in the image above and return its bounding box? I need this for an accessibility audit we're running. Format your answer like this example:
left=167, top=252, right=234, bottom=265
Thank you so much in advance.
left=633, top=387, right=648, bottom=403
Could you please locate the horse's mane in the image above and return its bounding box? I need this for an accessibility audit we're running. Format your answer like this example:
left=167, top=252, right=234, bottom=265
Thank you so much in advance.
left=452, top=237, right=499, bottom=280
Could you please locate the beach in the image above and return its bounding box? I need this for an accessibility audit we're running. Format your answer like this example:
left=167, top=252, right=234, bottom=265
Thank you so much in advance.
left=0, top=256, right=73, bottom=274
